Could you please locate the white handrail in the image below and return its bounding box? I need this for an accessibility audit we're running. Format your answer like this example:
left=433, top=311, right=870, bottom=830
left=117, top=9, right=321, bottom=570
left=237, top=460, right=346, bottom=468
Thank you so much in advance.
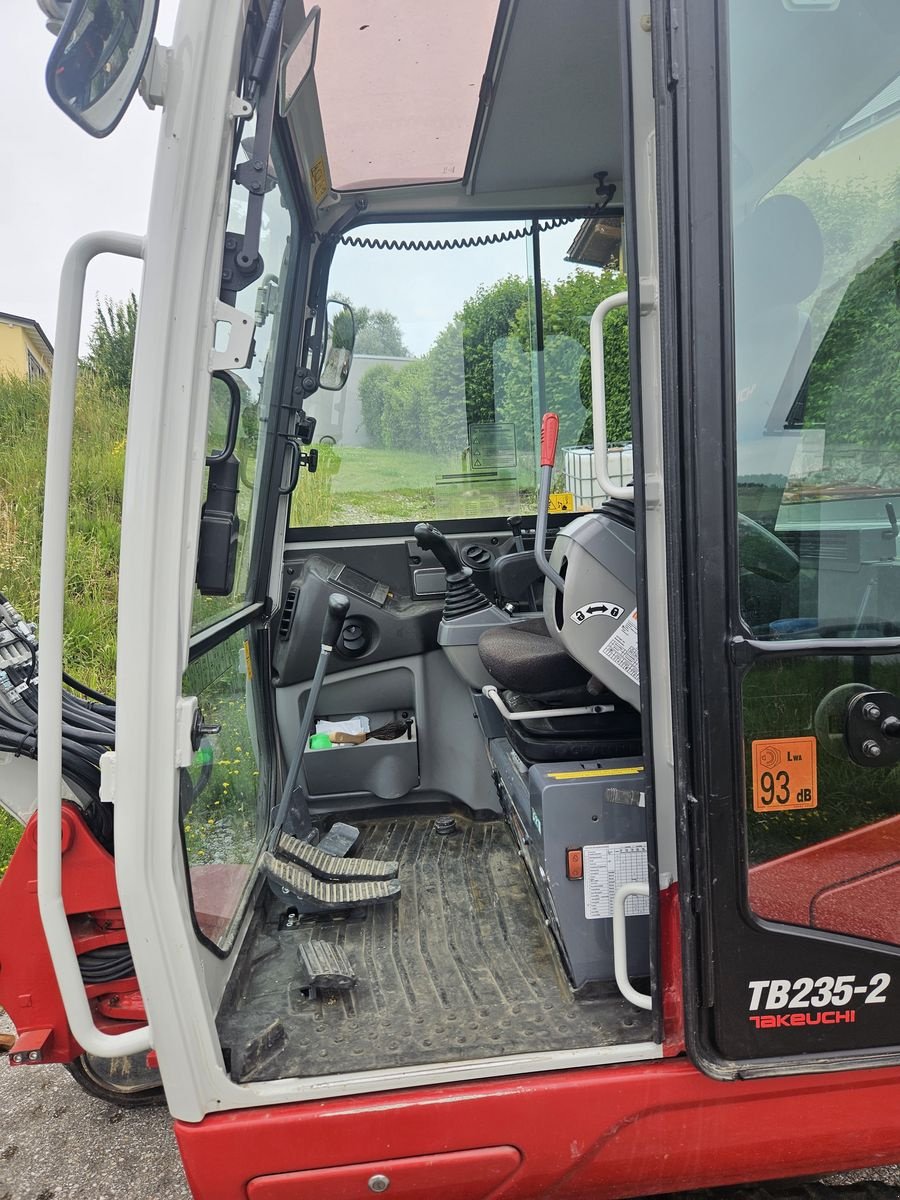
left=38, top=231, right=152, bottom=1058
left=589, top=284, right=655, bottom=503
left=612, top=881, right=652, bottom=1010
left=481, top=684, right=613, bottom=722
left=590, top=291, right=632, bottom=501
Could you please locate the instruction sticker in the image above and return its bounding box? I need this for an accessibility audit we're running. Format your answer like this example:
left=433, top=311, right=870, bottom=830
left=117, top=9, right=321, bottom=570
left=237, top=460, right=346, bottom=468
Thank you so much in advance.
left=583, top=842, right=649, bottom=921
left=571, top=601, right=624, bottom=625
left=598, top=609, right=639, bottom=685
left=310, top=156, right=329, bottom=204
left=751, top=736, right=818, bottom=812
left=548, top=492, right=575, bottom=513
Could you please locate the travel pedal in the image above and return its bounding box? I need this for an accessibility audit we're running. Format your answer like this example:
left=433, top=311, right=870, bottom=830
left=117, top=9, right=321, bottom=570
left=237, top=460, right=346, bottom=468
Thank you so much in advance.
left=263, top=853, right=401, bottom=911
left=317, top=821, right=360, bottom=858
left=276, top=832, right=399, bottom=882
left=297, top=940, right=357, bottom=998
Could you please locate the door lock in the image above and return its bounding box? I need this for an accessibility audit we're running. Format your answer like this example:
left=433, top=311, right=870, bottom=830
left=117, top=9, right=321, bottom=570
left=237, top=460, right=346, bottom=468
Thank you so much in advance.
left=191, top=709, right=222, bottom=752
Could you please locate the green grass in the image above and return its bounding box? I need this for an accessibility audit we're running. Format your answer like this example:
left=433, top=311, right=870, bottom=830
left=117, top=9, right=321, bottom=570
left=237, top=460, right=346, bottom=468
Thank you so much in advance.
left=293, top=442, right=539, bottom=527
left=0, top=371, right=127, bottom=873
left=0, top=813, right=18, bottom=874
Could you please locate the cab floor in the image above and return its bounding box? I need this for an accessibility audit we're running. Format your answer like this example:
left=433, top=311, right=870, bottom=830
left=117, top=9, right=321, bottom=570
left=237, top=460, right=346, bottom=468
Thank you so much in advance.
left=218, top=813, right=652, bottom=1083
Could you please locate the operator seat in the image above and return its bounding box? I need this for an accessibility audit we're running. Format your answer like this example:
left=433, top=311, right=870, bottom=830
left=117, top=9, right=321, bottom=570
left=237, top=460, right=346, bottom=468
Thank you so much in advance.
left=477, top=498, right=642, bottom=763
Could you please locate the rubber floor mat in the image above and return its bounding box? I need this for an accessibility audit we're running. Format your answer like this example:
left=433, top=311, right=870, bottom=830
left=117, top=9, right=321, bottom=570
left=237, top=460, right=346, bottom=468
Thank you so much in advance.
left=219, top=814, right=652, bottom=1082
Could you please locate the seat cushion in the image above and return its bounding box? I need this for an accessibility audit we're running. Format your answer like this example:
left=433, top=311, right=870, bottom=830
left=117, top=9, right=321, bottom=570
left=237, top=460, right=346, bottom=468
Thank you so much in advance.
left=478, top=618, right=590, bottom=693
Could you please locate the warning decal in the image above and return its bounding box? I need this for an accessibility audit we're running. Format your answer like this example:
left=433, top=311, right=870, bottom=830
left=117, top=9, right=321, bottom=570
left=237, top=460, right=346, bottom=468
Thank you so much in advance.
left=598, top=609, right=639, bottom=685
left=310, top=156, right=329, bottom=204
left=583, top=842, right=649, bottom=920
left=548, top=492, right=575, bottom=513
left=751, top=735, right=818, bottom=813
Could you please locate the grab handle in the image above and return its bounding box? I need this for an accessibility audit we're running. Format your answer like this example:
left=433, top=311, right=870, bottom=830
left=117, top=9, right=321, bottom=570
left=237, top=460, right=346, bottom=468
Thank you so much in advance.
left=38, top=231, right=152, bottom=1057
left=589, top=291, right=631, bottom=501
left=612, top=881, right=652, bottom=1011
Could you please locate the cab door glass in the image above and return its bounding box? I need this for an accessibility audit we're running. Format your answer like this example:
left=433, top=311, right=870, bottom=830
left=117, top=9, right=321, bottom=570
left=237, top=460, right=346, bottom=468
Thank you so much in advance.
left=729, top=1, right=900, bottom=638
left=295, top=216, right=628, bottom=529
left=181, top=630, right=270, bottom=950
left=728, top=0, right=900, bottom=944
left=192, top=123, right=296, bottom=632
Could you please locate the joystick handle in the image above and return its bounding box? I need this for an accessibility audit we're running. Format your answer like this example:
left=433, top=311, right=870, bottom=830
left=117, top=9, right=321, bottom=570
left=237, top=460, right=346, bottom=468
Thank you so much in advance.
left=322, top=592, right=350, bottom=648
left=414, top=522, right=464, bottom=578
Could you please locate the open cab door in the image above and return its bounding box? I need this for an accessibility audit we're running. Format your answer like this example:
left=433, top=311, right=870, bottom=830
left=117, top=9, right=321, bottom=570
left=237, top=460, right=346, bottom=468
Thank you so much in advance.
left=662, top=0, right=900, bottom=1075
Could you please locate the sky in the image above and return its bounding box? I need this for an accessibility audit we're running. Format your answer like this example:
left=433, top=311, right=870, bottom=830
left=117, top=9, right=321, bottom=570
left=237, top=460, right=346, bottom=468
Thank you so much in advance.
left=1, top=2, right=178, bottom=351
left=0, top=2, right=587, bottom=360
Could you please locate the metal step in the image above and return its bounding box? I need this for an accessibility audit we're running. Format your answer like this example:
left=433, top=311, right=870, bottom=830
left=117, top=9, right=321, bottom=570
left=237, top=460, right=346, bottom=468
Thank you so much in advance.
left=263, top=853, right=401, bottom=911
left=276, top=832, right=399, bottom=882
left=297, top=940, right=357, bottom=998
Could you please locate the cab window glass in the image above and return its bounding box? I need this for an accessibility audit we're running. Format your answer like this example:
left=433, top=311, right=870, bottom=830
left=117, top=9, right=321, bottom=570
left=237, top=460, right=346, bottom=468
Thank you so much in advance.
left=728, top=1, right=900, bottom=638
left=192, top=126, right=296, bottom=632
left=294, top=216, right=629, bottom=529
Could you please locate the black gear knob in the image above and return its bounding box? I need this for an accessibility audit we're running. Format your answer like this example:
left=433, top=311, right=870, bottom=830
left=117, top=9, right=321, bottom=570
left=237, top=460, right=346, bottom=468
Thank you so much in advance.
left=322, top=592, right=350, bottom=648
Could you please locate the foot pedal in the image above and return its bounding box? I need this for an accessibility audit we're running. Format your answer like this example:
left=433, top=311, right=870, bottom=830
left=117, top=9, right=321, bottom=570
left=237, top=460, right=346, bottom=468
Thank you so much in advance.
left=276, top=833, right=399, bottom=882
left=297, top=940, right=357, bottom=998
left=264, top=853, right=401, bottom=911
left=318, top=821, right=360, bottom=858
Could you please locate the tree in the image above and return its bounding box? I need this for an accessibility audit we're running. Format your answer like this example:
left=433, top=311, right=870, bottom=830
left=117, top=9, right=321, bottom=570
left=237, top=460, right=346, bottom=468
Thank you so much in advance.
left=330, top=294, right=410, bottom=357
left=84, top=294, right=137, bottom=390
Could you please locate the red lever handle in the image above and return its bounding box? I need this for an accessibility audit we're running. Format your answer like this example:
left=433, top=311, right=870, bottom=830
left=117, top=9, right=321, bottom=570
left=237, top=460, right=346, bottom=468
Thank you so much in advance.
left=540, top=412, right=559, bottom=468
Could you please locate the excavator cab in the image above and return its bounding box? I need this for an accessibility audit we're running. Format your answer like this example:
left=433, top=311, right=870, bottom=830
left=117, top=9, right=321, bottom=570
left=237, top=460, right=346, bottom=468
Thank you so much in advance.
left=3, top=1, right=900, bottom=1197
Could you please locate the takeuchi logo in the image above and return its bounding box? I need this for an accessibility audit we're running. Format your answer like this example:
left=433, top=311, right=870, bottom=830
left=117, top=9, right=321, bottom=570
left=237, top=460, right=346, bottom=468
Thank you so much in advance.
left=749, top=1011, right=856, bottom=1029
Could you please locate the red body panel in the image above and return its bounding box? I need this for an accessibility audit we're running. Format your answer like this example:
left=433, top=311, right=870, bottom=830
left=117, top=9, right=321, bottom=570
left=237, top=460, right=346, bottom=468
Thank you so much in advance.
left=0, top=806, right=142, bottom=1063
left=246, top=1147, right=522, bottom=1200
left=176, top=1060, right=900, bottom=1200
left=749, top=813, right=900, bottom=943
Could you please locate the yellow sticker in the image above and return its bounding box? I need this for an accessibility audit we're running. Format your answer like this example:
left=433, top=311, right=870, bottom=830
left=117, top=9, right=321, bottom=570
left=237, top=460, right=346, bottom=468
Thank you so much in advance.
left=310, top=156, right=329, bottom=204
left=547, top=766, right=644, bottom=780
left=548, top=492, right=575, bottom=513
left=243, top=639, right=253, bottom=681
left=751, top=736, right=817, bottom=812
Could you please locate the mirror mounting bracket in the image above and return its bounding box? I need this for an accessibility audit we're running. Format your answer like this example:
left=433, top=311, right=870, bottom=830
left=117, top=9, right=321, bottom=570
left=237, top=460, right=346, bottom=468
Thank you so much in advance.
left=138, top=38, right=169, bottom=109
left=220, top=6, right=284, bottom=305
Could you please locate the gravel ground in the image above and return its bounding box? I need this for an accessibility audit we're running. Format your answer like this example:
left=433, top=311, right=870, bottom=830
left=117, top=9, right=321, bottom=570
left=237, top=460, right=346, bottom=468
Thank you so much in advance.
left=2, top=1008, right=899, bottom=1200
left=0, top=1013, right=189, bottom=1200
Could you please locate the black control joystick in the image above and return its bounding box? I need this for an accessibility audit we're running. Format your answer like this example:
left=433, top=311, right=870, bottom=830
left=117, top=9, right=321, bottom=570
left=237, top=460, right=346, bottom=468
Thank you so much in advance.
left=413, top=522, right=490, bottom=620
left=322, top=591, right=351, bottom=649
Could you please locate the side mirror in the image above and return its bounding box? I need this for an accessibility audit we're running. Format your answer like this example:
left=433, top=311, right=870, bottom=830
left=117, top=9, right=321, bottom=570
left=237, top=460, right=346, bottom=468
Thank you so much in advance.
left=45, top=0, right=159, bottom=138
left=318, top=299, right=355, bottom=392
left=279, top=6, right=320, bottom=117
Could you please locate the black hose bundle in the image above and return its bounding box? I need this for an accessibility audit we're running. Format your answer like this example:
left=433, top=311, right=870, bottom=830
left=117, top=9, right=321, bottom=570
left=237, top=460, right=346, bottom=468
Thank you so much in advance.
left=0, top=594, right=115, bottom=849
